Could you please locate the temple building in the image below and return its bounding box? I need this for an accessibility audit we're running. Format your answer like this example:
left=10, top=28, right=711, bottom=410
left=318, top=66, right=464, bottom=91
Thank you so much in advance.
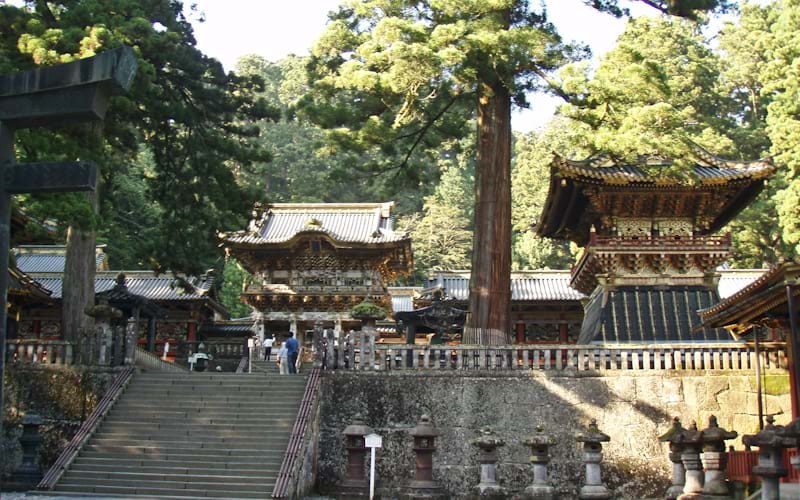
left=220, top=202, right=413, bottom=341
left=11, top=245, right=227, bottom=353
left=537, top=151, right=775, bottom=343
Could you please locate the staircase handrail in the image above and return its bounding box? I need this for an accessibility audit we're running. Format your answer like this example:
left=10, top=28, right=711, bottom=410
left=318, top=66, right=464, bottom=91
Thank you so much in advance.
left=235, top=354, right=248, bottom=374
left=37, top=366, right=135, bottom=490
left=272, top=368, right=322, bottom=498
left=134, top=345, right=189, bottom=373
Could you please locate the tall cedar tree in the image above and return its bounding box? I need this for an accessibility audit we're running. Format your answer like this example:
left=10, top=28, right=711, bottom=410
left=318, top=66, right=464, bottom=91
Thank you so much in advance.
left=302, top=0, right=727, bottom=344
left=1, top=1, right=275, bottom=338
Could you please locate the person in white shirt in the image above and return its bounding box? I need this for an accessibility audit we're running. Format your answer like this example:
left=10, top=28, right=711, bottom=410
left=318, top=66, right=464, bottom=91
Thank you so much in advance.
left=263, top=334, right=275, bottom=361
left=276, top=342, right=289, bottom=375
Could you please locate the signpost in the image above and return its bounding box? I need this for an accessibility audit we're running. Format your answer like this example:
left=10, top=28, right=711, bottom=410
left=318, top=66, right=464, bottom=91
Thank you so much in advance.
left=0, top=47, right=137, bottom=445
left=364, top=432, right=382, bottom=500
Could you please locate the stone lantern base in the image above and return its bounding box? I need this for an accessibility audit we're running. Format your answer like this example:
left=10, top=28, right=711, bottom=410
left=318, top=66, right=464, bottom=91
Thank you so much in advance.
left=399, top=480, right=448, bottom=499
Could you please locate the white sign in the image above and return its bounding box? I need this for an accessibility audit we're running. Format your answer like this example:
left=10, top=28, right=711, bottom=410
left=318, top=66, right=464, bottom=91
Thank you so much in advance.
left=365, top=433, right=382, bottom=448
left=364, top=433, right=382, bottom=500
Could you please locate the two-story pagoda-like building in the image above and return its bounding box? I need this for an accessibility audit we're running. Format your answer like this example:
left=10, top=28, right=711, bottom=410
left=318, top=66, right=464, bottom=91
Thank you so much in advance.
left=220, top=202, right=413, bottom=341
left=537, top=151, right=775, bottom=343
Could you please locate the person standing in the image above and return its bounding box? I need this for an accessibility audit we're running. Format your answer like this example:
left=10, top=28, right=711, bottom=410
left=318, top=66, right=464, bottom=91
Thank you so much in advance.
left=277, top=341, right=289, bottom=375
left=285, top=331, right=299, bottom=374
left=263, top=334, right=275, bottom=361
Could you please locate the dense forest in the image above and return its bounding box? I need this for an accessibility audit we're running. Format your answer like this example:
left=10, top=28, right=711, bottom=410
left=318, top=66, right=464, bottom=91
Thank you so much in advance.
left=1, top=1, right=798, bottom=323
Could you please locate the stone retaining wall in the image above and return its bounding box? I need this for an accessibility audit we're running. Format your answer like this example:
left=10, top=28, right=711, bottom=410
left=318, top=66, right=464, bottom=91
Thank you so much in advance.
left=2, top=366, right=116, bottom=480
left=316, top=369, right=792, bottom=499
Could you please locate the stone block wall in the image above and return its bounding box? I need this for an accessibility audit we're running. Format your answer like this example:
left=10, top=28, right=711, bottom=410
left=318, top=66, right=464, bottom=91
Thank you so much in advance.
left=2, top=366, right=116, bottom=480
left=316, top=370, right=792, bottom=499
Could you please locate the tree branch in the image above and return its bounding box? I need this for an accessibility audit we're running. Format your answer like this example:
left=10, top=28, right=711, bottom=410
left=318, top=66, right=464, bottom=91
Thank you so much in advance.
left=397, top=95, right=460, bottom=170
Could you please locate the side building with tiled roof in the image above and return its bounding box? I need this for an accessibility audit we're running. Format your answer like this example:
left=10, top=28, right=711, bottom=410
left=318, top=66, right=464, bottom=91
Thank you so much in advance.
left=11, top=246, right=227, bottom=353
left=220, top=202, right=413, bottom=343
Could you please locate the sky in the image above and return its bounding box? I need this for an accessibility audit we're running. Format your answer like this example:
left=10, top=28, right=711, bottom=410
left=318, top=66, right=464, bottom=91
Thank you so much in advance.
left=188, top=0, right=656, bottom=133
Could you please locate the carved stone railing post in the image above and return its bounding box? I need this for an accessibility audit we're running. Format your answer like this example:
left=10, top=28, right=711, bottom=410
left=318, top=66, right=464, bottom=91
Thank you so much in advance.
left=576, top=419, right=611, bottom=500
left=124, top=318, right=136, bottom=365
left=471, top=426, right=505, bottom=497
left=312, top=320, right=325, bottom=369
left=523, top=425, right=557, bottom=500
left=659, top=417, right=687, bottom=500
left=697, top=415, right=737, bottom=498
left=743, top=415, right=795, bottom=500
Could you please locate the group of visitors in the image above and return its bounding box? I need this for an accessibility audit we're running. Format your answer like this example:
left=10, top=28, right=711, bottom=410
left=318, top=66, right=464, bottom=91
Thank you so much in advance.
left=261, top=333, right=300, bottom=374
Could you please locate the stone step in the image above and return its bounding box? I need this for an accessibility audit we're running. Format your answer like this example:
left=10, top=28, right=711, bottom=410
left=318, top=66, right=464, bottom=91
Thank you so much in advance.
left=103, top=414, right=296, bottom=425
left=123, top=390, right=305, bottom=399
left=92, top=429, right=292, bottom=441
left=108, top=404, right=300, bottom=415
left=127, top=379, right=306, bottom=388
left=99, top=421, right=295, bottom=432
left=55, top=482, right=269, bottom=498
left=72, top=459, right=281, bottom=473
left=83, top=444, right=281, bottom=457
left=89, top=437, right=290, bottom=449
left=114, top=399, right=300, bottom=409
left=63, top=469, right=276, bottom=484
left=58, top=477, right=272, bottom=492
left=113, top=399, right=301, bottom=409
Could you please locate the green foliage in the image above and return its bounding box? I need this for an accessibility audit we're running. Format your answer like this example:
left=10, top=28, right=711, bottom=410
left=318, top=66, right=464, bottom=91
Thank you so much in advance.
left=219, top=258, right=252, bottom=319
left=1, top=0, right=277, bottom=274
left=558, top=16, right=736, bottom=167
left=350, top=299, right=387, bottom=320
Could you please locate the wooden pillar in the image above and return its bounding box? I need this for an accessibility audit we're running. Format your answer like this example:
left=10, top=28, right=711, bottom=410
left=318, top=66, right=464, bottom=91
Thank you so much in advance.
left=187, top=321, right=197, bottom=342
left=515, top=323, right=525, bottom=344
left=559, top=324, right=568, bottom=344
left=33, top=319, right=40, bottom=338
left=146, top=316, right=156, bottom=352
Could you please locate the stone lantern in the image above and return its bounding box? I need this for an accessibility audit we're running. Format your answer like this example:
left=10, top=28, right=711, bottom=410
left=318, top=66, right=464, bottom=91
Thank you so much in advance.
left=522, top=425, right=557, bottom=500
left=341, top=414, right=373, bottom=493
left=350, top=299, right=386, bottom=370
left=407, top=414, right=445, bottom=497
left=85, top=299, right=123, bottom=365
left=658, top=417, right=687, bottom=500
left=11, top=412, right=43, bottom=488
left=471, top=426, right=506, bottom=497
left=575, top=419, right=611, bottom=500
left=676, top=420, right=704, bottom=498
left=697, top=415, right=737, bottom=498
left=742, top=415, right=795, bottom=500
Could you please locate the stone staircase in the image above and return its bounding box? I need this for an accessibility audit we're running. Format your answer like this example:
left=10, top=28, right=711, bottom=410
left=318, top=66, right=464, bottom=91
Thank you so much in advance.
left=47, top=370, right=308, bottom=499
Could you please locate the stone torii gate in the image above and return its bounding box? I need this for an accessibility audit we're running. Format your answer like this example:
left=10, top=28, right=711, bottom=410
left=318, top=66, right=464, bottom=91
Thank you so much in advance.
left=0, top=47, right=138, bottom=439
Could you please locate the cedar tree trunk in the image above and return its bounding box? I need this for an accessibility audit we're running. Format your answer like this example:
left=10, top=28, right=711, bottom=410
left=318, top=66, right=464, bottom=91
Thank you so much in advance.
left=462, top=75, right=513, bottom=345
left=61, top=192, right=96, bottom=342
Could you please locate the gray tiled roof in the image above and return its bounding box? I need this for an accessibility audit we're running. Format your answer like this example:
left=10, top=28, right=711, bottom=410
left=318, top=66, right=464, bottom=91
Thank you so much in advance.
left=33, top=272, right=214, bottom=301
left=424, top=271, right=585, bottom=302
left=579, top=286, right=732, bottom=344
left=422, top=269, right=766, bottom=304
left=556, top=153, right=775, bottom=184
left=222, top=202, right=408, bottom=245
left=15, top=252, right=106, bottom=273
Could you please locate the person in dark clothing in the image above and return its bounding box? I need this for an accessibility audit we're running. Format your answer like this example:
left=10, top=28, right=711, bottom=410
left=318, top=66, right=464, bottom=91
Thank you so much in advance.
left=285, top=331, right=299, bottom=374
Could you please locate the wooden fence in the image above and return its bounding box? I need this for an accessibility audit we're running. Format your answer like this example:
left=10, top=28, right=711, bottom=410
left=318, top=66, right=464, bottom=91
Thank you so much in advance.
left=325, top=340, right=787, bottom=372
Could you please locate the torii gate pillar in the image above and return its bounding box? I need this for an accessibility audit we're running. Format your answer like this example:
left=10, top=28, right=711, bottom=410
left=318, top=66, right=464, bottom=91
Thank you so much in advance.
left=0, top=46, right=137, bottom=440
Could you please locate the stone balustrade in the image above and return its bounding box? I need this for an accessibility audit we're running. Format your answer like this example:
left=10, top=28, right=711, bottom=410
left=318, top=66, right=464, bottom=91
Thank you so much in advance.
left=326, top=341, right=785, bottom=372
left=6, top=339, right=75, bottom=366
